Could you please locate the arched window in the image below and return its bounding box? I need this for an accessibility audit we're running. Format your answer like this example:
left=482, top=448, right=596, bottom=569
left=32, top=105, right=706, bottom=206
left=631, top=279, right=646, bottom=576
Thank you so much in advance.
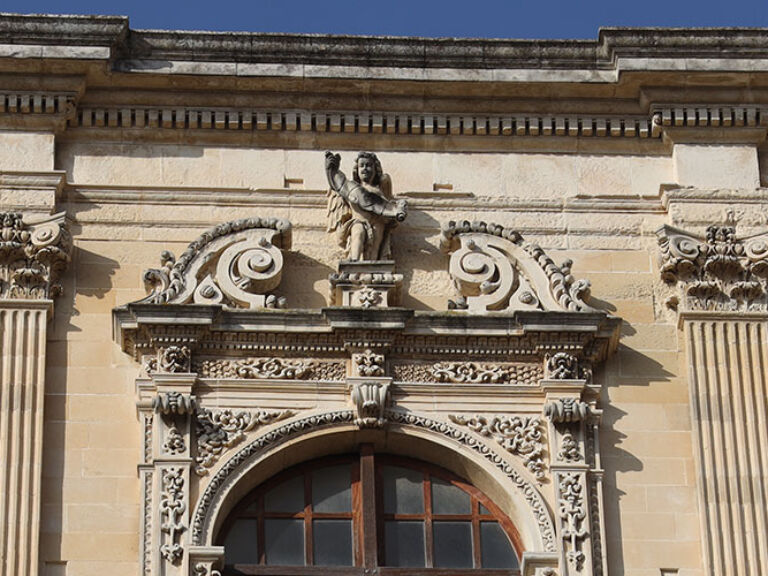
left=219, top=447, right=522, bottom=574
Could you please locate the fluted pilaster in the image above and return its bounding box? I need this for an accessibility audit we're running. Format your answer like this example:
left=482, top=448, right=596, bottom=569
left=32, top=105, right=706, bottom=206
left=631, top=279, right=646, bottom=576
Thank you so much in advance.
left=0, top=301, right=51, bottom=576
left=684, top=314, right=768, bottom=575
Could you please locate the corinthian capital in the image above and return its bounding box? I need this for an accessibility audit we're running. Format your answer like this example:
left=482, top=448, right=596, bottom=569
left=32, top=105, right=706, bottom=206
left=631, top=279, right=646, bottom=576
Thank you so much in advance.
left=0, top=211, right=71, bottom=301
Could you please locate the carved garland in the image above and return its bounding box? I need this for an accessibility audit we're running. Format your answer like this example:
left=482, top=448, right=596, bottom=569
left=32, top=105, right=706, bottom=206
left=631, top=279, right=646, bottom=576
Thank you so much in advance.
left=558, top=472, right=588, bottom=571
left=190, top=410, right=556, bottom=552
left=448, top=414, right=546, bottom=480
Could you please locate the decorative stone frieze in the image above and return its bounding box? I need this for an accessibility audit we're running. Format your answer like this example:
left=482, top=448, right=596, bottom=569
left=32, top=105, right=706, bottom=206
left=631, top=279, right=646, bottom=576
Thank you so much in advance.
left=141, top=217, right=291, bottom=309
left=441, top=220, right=594, bottom=313
left=392, top=361, right=543, bottom=385
left=449, top=414, right=546, bottom=481
left=350, top=379, right=391, bottom=428
left=195, top=357, right=314, bottom=379
left=194, top=407, right=294, bottom=475
left=657, top=223, right=768, bottom=311
left=0, top=211, right=71, bottom=300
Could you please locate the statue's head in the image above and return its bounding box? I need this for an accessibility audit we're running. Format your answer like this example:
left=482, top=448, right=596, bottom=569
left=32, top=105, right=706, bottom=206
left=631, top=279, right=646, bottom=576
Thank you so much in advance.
left=352, top=152, right=382, bottom=186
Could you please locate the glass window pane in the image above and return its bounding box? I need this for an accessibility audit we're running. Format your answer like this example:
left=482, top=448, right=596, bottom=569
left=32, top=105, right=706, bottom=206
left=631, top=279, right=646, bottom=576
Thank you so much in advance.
left=313, top=519, right=353, bottom=566
left=312, top=465, right=351, bottom=513
left=224, top=519, right=258, bottom=565
left=384, top=520, right=425, bottom=567
left=265, top=475, right=304, bottom=513
left=481, top=522, right=519, bottom=569
left=382, top=466, right=424, bottom=514
left=431, top=478, right=471, bottom=515
left=264, top=518, right=305, bottom=565
left=433, top=521, right=473, bottom=568
left=479, top=503, right=491, bottom=515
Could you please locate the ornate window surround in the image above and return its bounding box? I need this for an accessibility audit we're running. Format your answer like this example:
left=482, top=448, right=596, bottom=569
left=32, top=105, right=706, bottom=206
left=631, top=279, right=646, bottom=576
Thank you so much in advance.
left=113, top=216, right=621, bottom=576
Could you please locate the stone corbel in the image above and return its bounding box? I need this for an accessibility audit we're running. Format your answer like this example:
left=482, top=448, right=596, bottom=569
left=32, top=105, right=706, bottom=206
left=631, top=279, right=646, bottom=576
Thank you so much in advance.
left=520, top=551, right=559, bottom=576
left=349, top=377, right=391, bottom=428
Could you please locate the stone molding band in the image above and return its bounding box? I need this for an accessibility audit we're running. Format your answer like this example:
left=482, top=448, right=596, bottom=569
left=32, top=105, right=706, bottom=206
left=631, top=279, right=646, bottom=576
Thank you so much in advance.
left=57, top=105, right=765, bottom=139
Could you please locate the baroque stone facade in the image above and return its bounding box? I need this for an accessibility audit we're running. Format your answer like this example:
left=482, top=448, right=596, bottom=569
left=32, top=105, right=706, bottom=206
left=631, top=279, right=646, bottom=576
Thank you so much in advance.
left=4, top=12, right=768, bottom=576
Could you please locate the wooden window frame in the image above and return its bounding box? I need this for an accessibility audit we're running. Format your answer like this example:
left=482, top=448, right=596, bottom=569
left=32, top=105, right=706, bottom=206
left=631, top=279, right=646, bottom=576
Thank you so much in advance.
left=219, top=448, right=523, bottom=576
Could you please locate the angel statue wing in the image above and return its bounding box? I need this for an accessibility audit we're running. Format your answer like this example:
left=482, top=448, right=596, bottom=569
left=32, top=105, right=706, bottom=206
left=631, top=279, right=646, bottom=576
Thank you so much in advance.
left=326, top=187, right=351, bottom=234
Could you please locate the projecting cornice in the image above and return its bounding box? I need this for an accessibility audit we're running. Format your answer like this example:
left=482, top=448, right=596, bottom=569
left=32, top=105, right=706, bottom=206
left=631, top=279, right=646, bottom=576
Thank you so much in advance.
left=2, top=14, right=768, bottom=77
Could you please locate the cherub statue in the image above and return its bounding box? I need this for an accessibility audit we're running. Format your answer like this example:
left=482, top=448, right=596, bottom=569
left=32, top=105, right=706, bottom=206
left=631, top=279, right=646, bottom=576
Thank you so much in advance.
left=325, top=151, right=407, bottom=261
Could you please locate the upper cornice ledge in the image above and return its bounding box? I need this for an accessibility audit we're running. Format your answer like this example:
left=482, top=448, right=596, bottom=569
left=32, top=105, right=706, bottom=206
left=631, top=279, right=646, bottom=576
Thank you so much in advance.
left=2, top=14, right=768, bottom=78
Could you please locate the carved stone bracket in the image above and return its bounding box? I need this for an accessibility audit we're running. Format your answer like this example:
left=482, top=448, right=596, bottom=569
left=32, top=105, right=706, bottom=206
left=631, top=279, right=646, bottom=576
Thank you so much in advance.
left=0, top=211, right=71, bottom=301
left=544, top=398, right=590, bottom=424
left=141, top=217, right=291, bottom=309
left=441, top=220, right=594, bottom=313
left=350, top=378, right=391, bottom=428
left=449, top=414, right=546, bottom=481
left=194, top=407, right=295, bottom=475
left=657, top=223, right=768, bottom=311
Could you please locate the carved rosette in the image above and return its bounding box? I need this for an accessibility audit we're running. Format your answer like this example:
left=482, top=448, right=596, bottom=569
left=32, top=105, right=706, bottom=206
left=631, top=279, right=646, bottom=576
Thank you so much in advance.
left=441, top=220, right=593, bottom=313
left=141, top=217, right=291, bottom=309
left=0, top=211, right=71, bottom=301
left=657, top=224, right=768, bottom=311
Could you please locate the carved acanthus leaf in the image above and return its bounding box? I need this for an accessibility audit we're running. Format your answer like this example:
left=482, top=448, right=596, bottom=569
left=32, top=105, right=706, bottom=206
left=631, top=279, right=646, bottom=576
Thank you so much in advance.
left=440, top=220, right=594, bottom=313
left=449, top=414, right=546, bottom=480
left=658, top=224, right=768, bottom=311
left=194, top=407, right=294, bottom=475
left=355, top=350, right=385, bottom=377
left=0, top=212, right=71, bottom=300
left=196, top=358, right=315, bottom=379
left=139, top=217, right=291, bottom=309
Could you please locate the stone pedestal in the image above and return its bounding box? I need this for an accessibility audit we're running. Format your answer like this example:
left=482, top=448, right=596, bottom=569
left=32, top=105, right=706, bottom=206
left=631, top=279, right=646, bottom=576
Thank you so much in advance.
left=329, top=260, right=403, bottom=308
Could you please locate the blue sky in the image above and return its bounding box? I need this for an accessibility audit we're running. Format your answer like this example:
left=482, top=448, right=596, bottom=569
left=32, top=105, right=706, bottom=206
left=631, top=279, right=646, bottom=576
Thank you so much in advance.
left=2, top=0, right=768, bottom=38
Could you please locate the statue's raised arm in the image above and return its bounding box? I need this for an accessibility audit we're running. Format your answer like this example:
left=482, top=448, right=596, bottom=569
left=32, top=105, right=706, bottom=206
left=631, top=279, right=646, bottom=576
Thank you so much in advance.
left=324, top=151, right=407, bottom=261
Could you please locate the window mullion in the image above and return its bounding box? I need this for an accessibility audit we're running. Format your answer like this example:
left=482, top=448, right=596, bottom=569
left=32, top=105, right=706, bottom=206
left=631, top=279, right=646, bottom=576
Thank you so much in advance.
left=423, top=472, right=433, bottom=568
left=304, top=473, right=313, bottom=565
left=360, top=444, right=378, bottom=568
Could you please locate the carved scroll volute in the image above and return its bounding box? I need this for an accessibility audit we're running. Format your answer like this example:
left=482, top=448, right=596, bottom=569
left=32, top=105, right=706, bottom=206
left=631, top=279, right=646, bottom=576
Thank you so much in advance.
left=441, top=221, right=594, bottom=313
left=141, top=217, right=291, bottom=309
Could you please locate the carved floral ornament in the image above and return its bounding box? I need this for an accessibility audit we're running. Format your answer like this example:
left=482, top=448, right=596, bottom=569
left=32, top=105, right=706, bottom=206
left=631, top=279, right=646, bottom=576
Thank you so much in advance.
left=0, top=212, right=71, bottom=300
left=657, top=223, right=768, bottom=312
